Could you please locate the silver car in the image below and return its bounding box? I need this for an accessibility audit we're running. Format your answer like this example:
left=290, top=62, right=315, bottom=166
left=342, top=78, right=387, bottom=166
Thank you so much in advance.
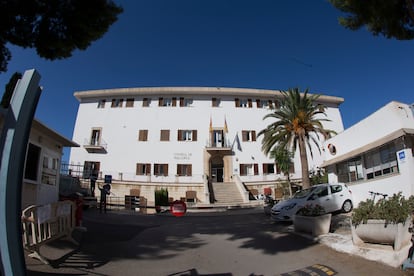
left=270, top=183, right=353, bottom=222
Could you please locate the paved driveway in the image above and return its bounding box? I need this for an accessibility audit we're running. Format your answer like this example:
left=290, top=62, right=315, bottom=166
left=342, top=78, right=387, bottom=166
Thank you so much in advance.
left=25, top=208, right=414, bottom=275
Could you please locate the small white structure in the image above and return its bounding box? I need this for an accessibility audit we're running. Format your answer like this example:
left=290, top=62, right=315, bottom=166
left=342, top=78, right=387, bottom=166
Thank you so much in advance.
left=69, top=87, right=345, bottom=205
left=322, top=101, right=414, bottom=206
left=0, top=109, right=79, bottom=208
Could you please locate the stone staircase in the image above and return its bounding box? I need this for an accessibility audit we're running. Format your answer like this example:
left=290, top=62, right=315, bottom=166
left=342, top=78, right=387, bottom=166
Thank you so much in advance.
left=211, top=182, right=245, bottom=206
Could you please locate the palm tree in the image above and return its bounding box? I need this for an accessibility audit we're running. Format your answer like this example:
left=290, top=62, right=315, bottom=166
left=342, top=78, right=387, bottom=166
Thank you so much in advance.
left=270, top=146, right=294, bottom=197
left=258, top=87, right=336, bottom=189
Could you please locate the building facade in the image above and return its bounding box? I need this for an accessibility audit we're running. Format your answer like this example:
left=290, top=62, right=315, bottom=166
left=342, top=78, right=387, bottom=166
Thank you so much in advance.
left=0, top=109, right=79, bottom=208
left=69, top=87, right=344, bottom=205
left=321, top=101, right=414, bottom=206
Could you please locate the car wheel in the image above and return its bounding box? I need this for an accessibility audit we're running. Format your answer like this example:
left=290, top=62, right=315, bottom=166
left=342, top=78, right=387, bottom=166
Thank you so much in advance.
left=342, top=200, right=353, bottom=213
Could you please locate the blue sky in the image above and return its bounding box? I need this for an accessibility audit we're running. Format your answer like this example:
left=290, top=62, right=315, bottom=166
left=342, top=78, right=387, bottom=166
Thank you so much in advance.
left=0, top=1, right=413, bottom=162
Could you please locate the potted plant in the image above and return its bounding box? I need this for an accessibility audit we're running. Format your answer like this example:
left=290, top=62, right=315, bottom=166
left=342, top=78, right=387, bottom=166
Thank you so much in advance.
left=351, top=192, right=413, bottom=251
left=293, top=204, right=332, bottom=236
left=154, top=188, right=169, bottom=213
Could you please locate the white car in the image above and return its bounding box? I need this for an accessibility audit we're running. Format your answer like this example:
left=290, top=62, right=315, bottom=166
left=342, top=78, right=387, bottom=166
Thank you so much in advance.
left=270, top=183, right=353, bottom=222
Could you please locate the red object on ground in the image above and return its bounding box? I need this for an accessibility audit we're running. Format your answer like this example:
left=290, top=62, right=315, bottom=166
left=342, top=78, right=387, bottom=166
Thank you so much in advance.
left=264, top=187, right=271, bottom=196
left=170, top=200, right=187, bottom=217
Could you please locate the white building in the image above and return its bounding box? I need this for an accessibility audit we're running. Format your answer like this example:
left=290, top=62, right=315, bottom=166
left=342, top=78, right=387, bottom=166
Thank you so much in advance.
left=69, top=87, right=344, bottom=206
left=322, top=101, right=414, bottom=206
left=0, top=109, right=79, bottom=208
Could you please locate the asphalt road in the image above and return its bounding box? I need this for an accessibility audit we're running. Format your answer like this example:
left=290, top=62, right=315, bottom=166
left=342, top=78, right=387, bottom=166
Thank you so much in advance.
left=25, top=208, right=414, bottom=276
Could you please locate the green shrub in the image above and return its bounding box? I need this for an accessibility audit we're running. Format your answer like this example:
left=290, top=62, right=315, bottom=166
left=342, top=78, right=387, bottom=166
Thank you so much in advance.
left=352, top=192, right=413, bottom=226
left=155, top=188, right=169, bottom=206
left=296, top=204, right=326, bottom=216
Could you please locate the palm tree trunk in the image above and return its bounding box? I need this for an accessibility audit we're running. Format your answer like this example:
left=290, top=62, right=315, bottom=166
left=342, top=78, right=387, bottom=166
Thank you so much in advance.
left=298, top=135, right=310, bottom=189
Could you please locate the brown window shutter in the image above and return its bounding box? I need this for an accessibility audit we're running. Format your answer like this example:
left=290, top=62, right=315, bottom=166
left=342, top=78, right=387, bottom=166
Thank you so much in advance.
left=252, top=131, right=256, bottom=141
left=263, top=164, right=268, bottom=174
left=126, top=98, right=134, bottom=107
left=212, top=98, right=217, bottom=107
left=268, top=100, right=273, bottom=109
left=289, top=163, right=295, bottom=173
left=136, top=164, right=141, bottom=175
left=164, top=164, right=168, bottom=176
left=192, top=130, right=197, bottom=141
left=256, top=99, right=261, bottom=108
left=248, top=99, right=252, bottom=108
left=146, top=164, right=151, bottom=175
left=274, top=99, right=280, bottom=109
left=177, top=164, right=182, bottom=176
left=111, top=99, right=116, bottom=107
left=240, top=164, right=245, bottom=176
left=144, top=130, right=148, bottom=141
left=188, top=165, right=192, bottom=176
left=159, top=97, right=163, bottom=106
left=178, top=130, right=182, bottom=141
left=171, top=97, right=176, bottom=106
left=235, top=98, right=240, bottom=107
left=242, top=131, right=248, bottom=142
left=179, top=97, right=184, bottom=107
left=143, top=98, right=148, bottom=107
left=276, top=164, right=281, bottom=174
left=254, top=164, right=259, bottom=175
left=160, top=130, right=170, bottom=141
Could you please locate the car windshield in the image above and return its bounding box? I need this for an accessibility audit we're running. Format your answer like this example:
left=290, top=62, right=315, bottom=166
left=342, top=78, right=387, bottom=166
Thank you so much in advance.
left=293, top=186, right=317, bottom=199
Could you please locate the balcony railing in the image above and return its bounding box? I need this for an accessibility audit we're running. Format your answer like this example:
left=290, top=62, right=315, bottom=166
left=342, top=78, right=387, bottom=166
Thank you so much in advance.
left=205, top=138, right=232, bottom=151
left=83, top=138, right=107, bottom=153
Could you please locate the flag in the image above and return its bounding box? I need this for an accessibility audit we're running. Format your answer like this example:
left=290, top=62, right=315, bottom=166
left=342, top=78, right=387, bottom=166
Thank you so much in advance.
left=224, top=117, right=228, bottom=133
left=232, top=132, right=242, bottom=152
left=209, top=116, right=213, bottom=132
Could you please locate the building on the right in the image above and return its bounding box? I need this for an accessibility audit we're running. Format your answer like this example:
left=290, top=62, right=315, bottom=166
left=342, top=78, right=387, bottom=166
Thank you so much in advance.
left=321, top=101, right=414, bottom=206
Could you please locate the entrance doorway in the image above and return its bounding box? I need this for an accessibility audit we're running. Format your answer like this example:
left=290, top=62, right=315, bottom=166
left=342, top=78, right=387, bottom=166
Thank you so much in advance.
left=210, top=157, right=224, bottom=182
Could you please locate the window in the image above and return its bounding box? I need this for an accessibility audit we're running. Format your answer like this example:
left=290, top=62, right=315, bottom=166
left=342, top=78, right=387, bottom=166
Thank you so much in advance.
left=180, top=97, right=193, bottom=107
left=276, top=162, right=295, bottom=174
left=337, top=157, right=364, bottom=183
left=330, top=185, right=343, bottom=194
left=154, top=164, right=168, bottom=176
left=126, top=98, right=134, bottom=107
left=365, top=143, right=399, bottom=180
left=256, top=99, right=279, bottom=109
left=142, top=98, right=150, bottom=107
left=239, top=164, right=258, bottom=176
left=160, top=130, right=170, bottom=141
left=97, top=99, right=106, bottom=108
left=111, top=98, right=123, bottom=108
left=241, top=130, right=256, bottom=142
left=24, top=143, right=41, bottom=181
left=235, top=98, right=252, bottom=108
left=178, top=130, right=197, bottom=141
left=90, top=128, right=102, bottom=146
left=177, top=164, right=192, bottom=176
left=41, top=154, right=59, bottom=185
left=262, top=163, right=275, bottom=174
left=83, top=161, right=100, bottom=179
left=138, top=130, right=148, bottom=141
left=159, top=97, right=173, bottom=106
left=212, top=97, right=221, bottom=107
left=136, top=163, right=151, bottom=175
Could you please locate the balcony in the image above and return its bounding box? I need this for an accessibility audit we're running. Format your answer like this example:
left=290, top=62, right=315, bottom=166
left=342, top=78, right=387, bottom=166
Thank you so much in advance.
left=83, top=138, right=107, bottom=153
left=205, top=138, right=232, bottom=154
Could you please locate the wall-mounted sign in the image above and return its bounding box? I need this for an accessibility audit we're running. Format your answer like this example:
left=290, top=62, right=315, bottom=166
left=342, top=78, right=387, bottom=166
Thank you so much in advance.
left=398, top=151, right=406, bottom=161
left=104, top=174, right=112, bottom=184
left=173, top=153, right=192, bottom=160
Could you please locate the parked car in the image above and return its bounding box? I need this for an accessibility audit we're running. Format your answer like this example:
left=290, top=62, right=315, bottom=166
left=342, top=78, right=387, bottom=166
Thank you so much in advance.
left=270, top=183, right=353, bottom=222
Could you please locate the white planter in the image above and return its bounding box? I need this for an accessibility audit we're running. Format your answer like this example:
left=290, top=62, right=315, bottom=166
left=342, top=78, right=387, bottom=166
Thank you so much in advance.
left=293, top=213, right=332, bottom=236
left=351, top=218, right=412, bottom=251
